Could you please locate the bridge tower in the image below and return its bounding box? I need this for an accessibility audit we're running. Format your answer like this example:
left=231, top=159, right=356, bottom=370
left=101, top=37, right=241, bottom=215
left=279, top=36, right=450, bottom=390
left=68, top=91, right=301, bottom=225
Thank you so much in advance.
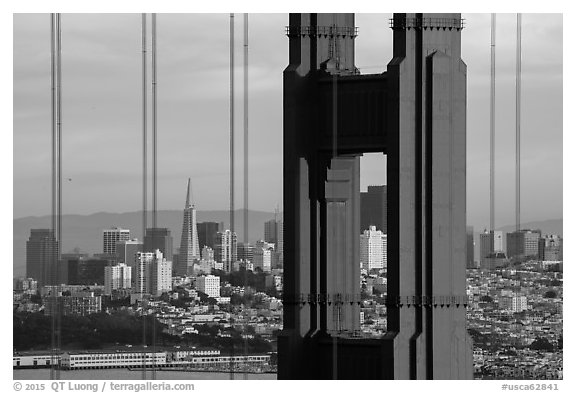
left=279, top=13, right=473, bottom=379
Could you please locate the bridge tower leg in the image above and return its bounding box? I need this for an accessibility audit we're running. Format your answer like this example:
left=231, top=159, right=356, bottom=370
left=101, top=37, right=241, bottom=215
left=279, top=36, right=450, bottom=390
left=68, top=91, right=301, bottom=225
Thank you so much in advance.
left=279, top=13, right=473, bottom=379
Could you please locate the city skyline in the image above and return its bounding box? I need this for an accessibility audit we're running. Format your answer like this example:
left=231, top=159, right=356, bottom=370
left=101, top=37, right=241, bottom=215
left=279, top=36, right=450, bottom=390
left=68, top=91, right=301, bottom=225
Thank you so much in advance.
left=13, top=13, right=562, bottom=233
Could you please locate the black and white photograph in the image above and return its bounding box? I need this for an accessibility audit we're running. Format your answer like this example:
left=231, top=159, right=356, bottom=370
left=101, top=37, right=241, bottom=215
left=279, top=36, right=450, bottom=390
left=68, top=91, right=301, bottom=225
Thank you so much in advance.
left=8, top=1, right=566, bottom=388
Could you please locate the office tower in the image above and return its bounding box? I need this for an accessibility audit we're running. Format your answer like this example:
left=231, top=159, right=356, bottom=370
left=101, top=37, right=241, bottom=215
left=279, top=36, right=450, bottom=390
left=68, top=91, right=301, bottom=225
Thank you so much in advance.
left=144, top=227, right=173, bottom=262
left=480, top=252, right=508, bottom=270
left=479, top=229, right=494, bottom=260
left=254, top=241, right=274, bottom=273
left=360, top=185, right=387, bottom=234
left=102, top=227, right=130, bottom=255
left=493, top=231, right=503, bottom=252
left=116, top=239, right=143, bottom=267
left=507, top=229, right=541, bottom=259
left=479, top=229, right=504, bottom=268
left=542, top=235, right=563, bottom=261
left=197, top=222, right=221, bottom=250
left=360, top=226, right=387, bottom=271
left=277, top=220, right=284, bottom=267
left=264, top=217, right=283, bottom=268
left=237, top=242, right=255, bottom=262
left=466, top=226, right=475, bottom=268
left=196, top=274, right=220, bottom=298
left=524, top=230, right=541, bottom=257
left=26, top=229, right=59, bottom=287
left=63, top=257, right=108, bottom=286
left=264, top=219, right=279, bottom=244
left=104, top=263, right=132, bottom=295
left=538, top=238, right=546, bottom=261
left=214, top=230, right=237, bottom=273
left=178, top=179, right=200, bottom=276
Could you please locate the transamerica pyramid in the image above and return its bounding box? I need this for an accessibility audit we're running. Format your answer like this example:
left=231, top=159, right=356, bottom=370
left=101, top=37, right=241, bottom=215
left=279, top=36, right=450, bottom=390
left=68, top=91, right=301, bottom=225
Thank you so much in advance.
left=178, top=178, right=200, bottom=275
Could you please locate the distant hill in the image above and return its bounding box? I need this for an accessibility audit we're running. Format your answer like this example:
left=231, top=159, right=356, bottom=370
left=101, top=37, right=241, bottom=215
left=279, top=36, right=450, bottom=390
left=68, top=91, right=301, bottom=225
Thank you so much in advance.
left=13, top=209, right=277, bottom=278
left=496, top=219, right=563, bottom=238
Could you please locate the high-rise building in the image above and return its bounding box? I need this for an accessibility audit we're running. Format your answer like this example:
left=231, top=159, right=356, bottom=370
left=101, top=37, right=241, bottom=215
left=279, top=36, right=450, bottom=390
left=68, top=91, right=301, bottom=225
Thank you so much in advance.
left=466, top=226, right=475, bottom=268
left=479, top=230, right=494, bottom=261
left=144, top=228, right=173, bottom=262
left=178, top=179, right=200, bottom=276
left=479, top=230, right=504, bottom=268
left=116, top=239, right=143, bottom=267
left=196, top=274, right=220, bottom=298
left=493, top=231, right=503, bottom=252
left=507, top=229, right=541, bottom=259
left=254, top=241, right=274, bottom=273
left=62, top=257, right=109, bottom=286
left=542, top=235, right=563, bottom=261
left=360, top=226, right=387, bottom=271
left=104, top=263, right=132, bottom=295
left=237, top=242, right=255, bottom=262
left=134, top=251, right=155, bottom=294
left=150, top=256, right=172, bottom=296
left=134, top=249, right=171, bottom=296
left=479, top=230, right=502, bottom=256
left=197, top=222, right=221, bottom=250
left=360, top=185, right=387, bottom=234
left=264, top=219, right=279, bottom=244
left=26, top=229, right=59, bottom=287
left=103, top=227, right=130, bottom=255
left=214, top=230, right=237, bottom=273
left=264, top=218, right=284, bottom=268
left=277, top=220, right=284, bottom=268
left=480, top=252, right=508, bottom=270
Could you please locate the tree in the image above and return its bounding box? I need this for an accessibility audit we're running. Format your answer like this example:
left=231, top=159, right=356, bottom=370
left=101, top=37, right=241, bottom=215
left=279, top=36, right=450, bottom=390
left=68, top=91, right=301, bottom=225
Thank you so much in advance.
left=550, top=279, right=562, bottom=287
left=530, top=337, right=554, bottom=352
left=480, top=295, right=493, bottom=303
left=544, top=290, right=557, bottom=299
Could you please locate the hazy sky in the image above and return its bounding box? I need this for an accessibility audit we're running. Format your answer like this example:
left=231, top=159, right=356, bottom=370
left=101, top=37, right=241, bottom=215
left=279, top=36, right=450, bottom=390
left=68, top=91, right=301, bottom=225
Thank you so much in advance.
left=12, top=13, right=562, bottom=231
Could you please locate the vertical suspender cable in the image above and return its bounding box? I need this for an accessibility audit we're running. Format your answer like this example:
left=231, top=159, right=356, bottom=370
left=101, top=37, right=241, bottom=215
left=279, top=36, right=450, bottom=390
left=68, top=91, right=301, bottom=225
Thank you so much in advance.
left=515, top=14, right=521, bottom=233
left=230, top=14, right=235, bottom=237
left=49, top=13, right=57, bottom=381
left=229, top=12, right=235, bottom=380
left=151, top=12, right=158, bottom=381
left=490, top=13, right=496, bottom=236
left=141, top=13, right=148, bottom=381
left=56, top=12, right=62, bottom=285
left=142, top=13, right=148, bottom=242
left=152, top=13, right=158, bottom=229
left=56, top=13, right=62, bottom=380
left=50, top=13, right=56, bottom=275
left=243, top=14, right=249, bottom=245
left=242, top=12, right=249, bottom=380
